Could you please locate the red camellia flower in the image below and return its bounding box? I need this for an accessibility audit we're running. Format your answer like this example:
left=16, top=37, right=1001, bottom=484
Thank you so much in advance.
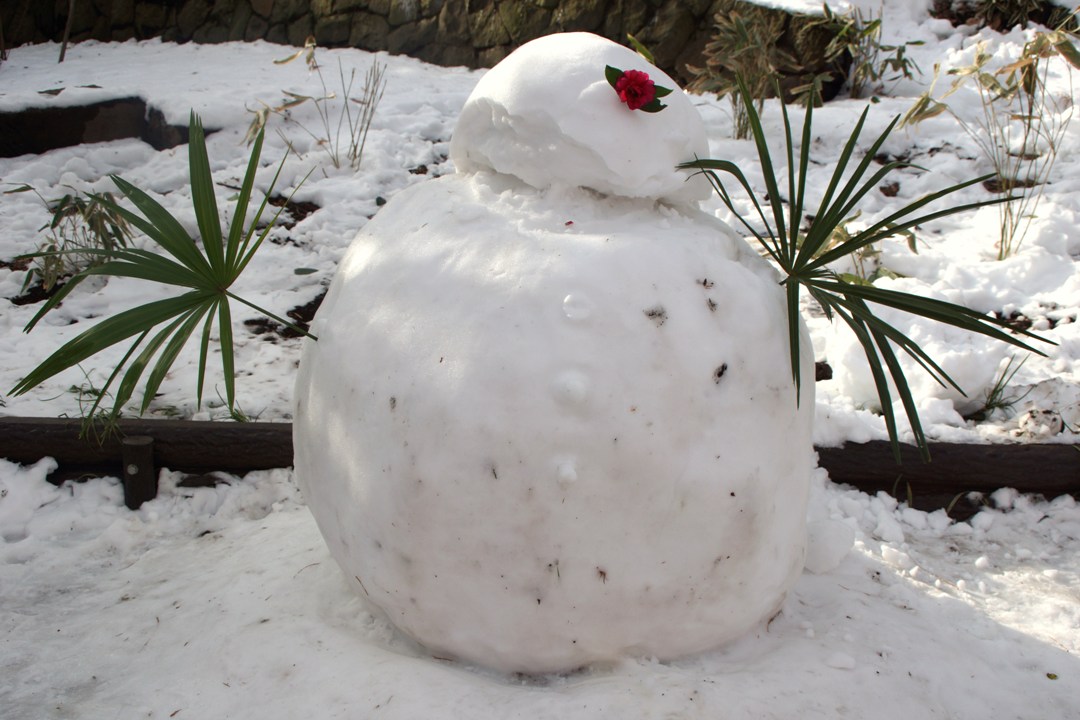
left=614, top=69, right=656, bottom=110
left=605, top=65, right=672, bottom=113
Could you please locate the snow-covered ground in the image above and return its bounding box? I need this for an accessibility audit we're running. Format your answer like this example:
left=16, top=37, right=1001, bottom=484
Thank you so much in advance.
left=2, top=461, right=1078, bottom=718
left=1, top=0, right=1079, bottom=716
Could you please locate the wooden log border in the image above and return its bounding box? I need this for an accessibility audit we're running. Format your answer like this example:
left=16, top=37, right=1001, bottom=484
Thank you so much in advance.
left=0, top=98, right=193, bottom=158
left=0, top=417, right=1077, bottom=517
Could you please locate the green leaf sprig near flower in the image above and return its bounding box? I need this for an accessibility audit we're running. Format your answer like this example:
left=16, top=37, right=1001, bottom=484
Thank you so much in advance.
left=679, top=76, right=1052, bottom=462
left=9, top=112, right=315, bottom=435
left=606, top=65, right=672, bottom=112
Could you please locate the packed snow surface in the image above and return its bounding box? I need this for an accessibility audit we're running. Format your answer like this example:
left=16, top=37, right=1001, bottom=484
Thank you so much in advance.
left=450, top=33, right=711, bottom=204
left=294, top=168, right=815, bottom=671
left=2, top=462, right=1078, bottom=719
left=297, top=33, right=813, bottom=671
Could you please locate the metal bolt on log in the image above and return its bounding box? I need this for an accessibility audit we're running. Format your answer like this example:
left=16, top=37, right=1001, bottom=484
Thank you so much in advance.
left=121, top=435, right=156, bottom=510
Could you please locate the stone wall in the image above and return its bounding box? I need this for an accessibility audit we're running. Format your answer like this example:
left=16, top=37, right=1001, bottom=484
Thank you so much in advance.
left=0, top=0, right=778, bottom=85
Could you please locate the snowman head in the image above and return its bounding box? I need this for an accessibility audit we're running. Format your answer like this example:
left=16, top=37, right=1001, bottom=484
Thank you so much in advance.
left=450, top=32, right=712, bottom=206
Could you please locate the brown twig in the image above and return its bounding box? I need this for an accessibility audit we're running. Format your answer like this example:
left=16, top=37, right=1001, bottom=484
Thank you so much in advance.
left=0, top=8, right=8, bottom=63
left=59, top=0, right=75, bottom=63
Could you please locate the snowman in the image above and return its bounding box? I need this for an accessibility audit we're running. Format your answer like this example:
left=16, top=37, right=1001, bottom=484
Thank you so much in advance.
left=293, top=32, right=816, bottom=674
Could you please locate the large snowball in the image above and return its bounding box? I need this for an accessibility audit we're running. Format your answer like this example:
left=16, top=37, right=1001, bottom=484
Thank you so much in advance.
left=293, top=172, right=816, bottom=673
left=450, top=32, right=711, bottom=205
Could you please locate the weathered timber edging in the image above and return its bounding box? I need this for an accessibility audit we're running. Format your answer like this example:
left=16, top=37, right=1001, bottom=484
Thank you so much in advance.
left=0, top=98, right=193, bottom=158
left=0, top=417, right=290, bottom=509
left=815, top=442, right=1080, bottom=517
left=0, top=417, right=1077, bottom=515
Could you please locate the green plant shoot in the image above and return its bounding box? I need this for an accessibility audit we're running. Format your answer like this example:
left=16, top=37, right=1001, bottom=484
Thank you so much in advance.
left=9, top=112, right=315, bottom=432
left=680, top=77, right=1051, bottom=462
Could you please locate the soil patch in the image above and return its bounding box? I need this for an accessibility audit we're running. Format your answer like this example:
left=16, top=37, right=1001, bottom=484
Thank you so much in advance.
left=983, top=177, right=1040, bottom=194
left=267, top=196, right=321, bottom=229
left=9, top=282, right=58, bottom=306
left=2, top=258, right=65, bottom=306
left=244, top=289, right=326, bottom=340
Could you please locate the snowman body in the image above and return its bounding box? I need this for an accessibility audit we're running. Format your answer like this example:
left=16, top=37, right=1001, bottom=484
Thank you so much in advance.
left=294, top=33, right=815, bottom=674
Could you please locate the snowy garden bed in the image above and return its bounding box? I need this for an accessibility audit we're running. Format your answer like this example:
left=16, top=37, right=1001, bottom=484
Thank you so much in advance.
left=1, top=0, right=1079, bottom=716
